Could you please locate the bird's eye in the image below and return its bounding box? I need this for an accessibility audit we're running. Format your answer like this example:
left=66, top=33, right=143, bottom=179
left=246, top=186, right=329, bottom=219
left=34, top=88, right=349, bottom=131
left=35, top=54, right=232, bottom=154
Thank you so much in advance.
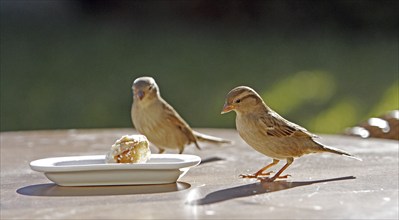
left=235, top=99, right=241, bottom=103
left=148, top=85, right=153, bottom=90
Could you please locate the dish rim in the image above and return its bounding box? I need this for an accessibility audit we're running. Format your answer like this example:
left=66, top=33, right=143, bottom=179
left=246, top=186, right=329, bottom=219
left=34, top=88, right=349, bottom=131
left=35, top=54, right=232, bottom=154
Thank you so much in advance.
left=30, top=154, right=201, bottom=172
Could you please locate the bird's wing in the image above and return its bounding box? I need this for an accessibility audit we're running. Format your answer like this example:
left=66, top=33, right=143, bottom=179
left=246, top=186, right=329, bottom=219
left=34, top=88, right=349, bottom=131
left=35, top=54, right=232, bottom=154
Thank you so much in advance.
left=259, top=111, right=318, bottom=138
left=161, top=101, right=199, bottom=147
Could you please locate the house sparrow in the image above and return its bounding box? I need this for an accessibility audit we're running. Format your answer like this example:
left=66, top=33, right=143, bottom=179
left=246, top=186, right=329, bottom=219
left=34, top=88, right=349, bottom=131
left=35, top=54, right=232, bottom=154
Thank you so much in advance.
left=221, top=86, right=360, bottom=182
left=131, top=76, right=232, bottom=154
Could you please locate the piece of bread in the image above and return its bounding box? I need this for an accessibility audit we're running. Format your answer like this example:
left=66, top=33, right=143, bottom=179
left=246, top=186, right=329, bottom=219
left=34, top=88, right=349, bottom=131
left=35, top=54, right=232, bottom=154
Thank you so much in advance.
left=106, top=134, right=151, bottom=163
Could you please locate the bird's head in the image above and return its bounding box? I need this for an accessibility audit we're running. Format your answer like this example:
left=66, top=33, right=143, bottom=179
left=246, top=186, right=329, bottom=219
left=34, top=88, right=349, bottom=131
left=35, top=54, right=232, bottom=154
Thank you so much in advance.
left=132, top=76, right=160, bottom=101
left=221, top=86, right=265, bottom=114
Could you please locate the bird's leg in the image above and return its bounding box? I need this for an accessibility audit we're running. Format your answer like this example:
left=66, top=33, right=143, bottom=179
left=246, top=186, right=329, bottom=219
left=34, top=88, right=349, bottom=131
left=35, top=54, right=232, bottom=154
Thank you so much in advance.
left=240, top=159, right=279, bottom=179
left=258, top=158, right=293, bottom=182
left=194, top=141, right=201, bottom=150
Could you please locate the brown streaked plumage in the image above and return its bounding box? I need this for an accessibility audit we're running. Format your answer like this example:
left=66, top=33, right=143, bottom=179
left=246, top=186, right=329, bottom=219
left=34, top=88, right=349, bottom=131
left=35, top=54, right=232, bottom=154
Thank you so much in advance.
left=221, top=86, right=360, bottom=182
left=131, top=76, right=232, bottom=154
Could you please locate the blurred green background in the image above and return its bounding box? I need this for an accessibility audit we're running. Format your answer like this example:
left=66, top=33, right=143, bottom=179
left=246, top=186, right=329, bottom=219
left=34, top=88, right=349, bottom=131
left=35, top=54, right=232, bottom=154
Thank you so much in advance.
left=1, top=0, right=398, bottom=133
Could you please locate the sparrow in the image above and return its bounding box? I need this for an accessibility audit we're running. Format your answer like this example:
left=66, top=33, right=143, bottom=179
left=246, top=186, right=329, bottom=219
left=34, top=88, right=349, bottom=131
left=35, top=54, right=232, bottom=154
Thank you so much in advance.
left=221, top=86, right=360, bottom=182
left=131, top=76, right=232, bottom=154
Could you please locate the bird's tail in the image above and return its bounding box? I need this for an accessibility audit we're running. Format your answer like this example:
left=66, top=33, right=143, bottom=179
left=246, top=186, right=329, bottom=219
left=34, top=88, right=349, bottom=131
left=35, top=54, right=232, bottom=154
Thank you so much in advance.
left=315, top=141, right=362, bottom=161
left=193, top=131, right=233, bottom=145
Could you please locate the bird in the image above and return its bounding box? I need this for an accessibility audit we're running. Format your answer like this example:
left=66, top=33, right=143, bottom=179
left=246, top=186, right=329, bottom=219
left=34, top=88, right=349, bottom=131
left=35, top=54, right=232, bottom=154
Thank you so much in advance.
left=221, top=86, right=361, bottom=182
left=131, top=76, right=232, bottom=154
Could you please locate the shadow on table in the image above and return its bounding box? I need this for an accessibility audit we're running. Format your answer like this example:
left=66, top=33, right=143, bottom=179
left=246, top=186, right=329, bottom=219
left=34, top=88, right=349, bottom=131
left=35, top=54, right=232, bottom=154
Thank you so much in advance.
left=189, top=176, right=356, bottom=205
left=17, top=181, right=191, bottom=197
left=199, top=156, right=225, bottom=165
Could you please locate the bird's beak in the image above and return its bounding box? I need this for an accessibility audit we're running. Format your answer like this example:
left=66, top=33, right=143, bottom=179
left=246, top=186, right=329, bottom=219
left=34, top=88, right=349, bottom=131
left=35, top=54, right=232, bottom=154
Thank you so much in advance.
left=221, top=103, right=234, bottom=114
left=137, top=90, right=145, bottom=100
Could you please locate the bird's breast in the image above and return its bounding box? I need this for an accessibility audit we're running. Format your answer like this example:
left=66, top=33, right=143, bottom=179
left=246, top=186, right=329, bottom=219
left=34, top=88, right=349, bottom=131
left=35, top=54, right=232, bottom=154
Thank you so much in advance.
left=132, top=102, right=162, bottom=134
left=132, top=101, right=187, bottom=150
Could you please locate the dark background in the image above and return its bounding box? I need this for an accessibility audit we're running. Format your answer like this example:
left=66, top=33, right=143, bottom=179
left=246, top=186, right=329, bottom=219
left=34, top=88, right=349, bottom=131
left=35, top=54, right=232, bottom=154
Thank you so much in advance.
left=1, top=0, right=398, bottom=133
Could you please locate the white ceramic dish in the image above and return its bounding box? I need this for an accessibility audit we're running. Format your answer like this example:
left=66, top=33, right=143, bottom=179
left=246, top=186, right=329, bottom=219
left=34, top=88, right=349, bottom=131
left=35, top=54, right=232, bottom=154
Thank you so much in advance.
left=30, top=154, right=201, bottom=186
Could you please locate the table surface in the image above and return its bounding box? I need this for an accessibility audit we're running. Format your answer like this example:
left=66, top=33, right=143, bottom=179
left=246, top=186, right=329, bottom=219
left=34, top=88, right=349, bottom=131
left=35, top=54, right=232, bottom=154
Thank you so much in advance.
left=1, top=128, right=398, bottom=219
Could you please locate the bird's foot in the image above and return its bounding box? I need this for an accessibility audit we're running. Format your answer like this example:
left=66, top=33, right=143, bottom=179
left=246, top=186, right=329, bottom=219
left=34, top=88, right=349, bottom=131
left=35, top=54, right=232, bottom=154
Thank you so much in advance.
left=257, top=174, right=291, bottom=182
left=239, top=171, right=273, bottom=179
left=239, top=174, right=257, bottom=179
